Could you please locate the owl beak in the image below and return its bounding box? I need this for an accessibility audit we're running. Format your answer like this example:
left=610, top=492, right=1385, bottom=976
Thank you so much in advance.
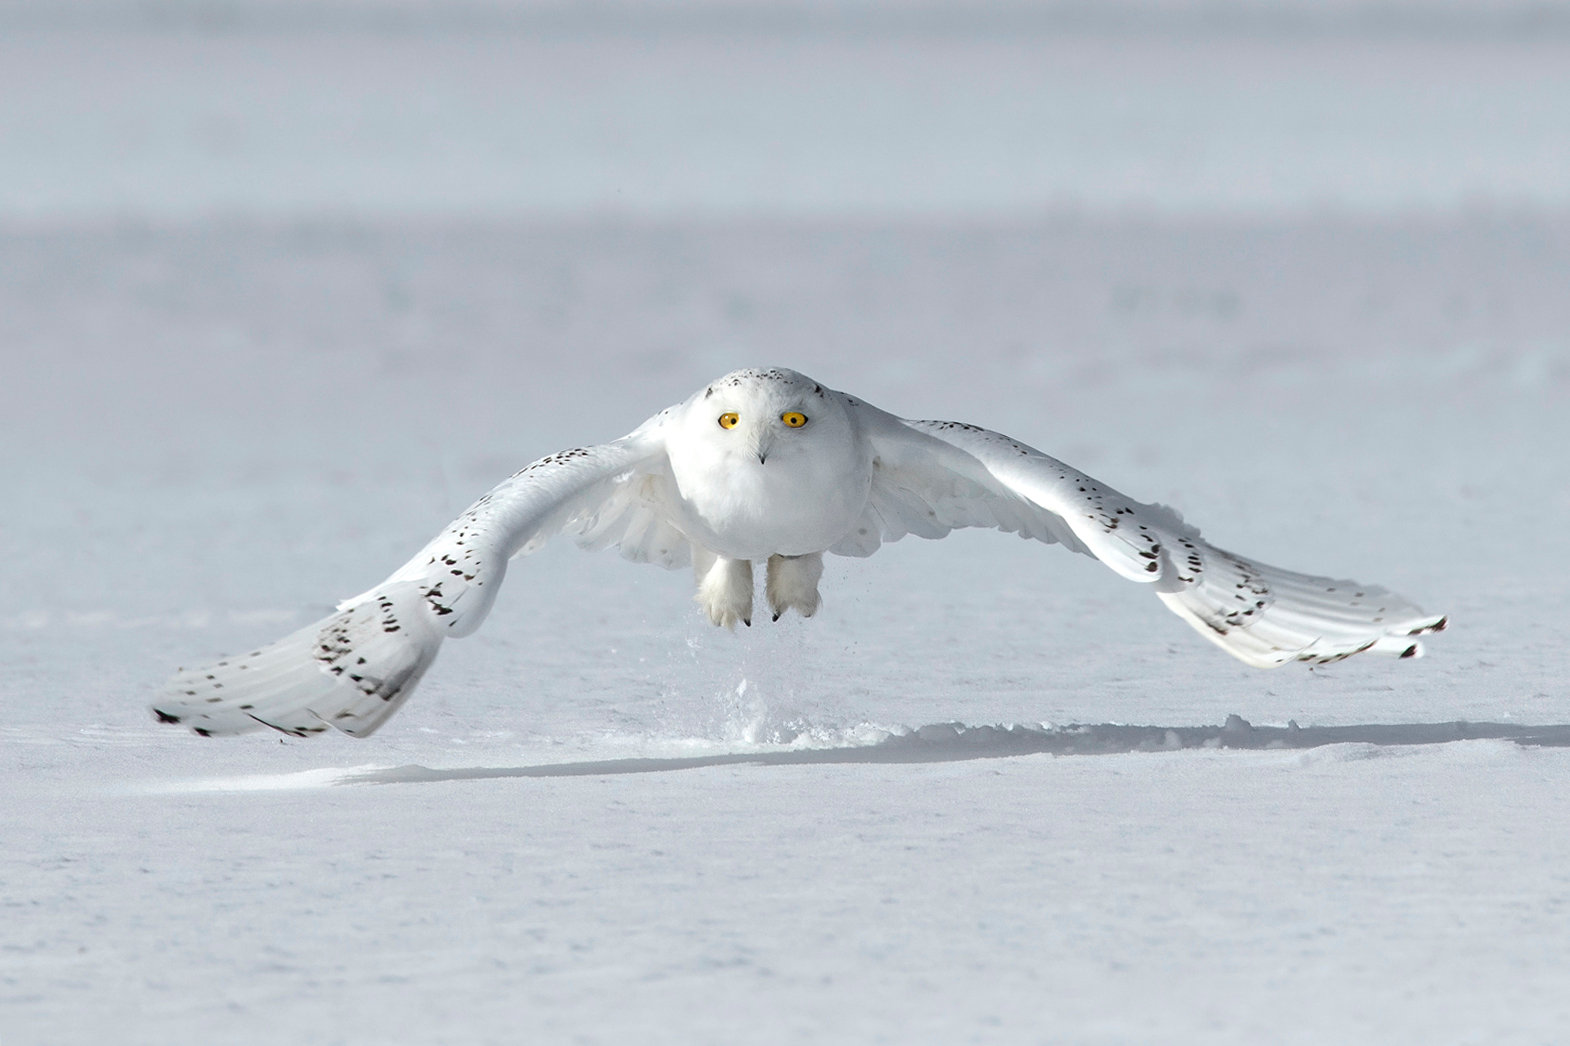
left=750, top=430, right=775, bottom=465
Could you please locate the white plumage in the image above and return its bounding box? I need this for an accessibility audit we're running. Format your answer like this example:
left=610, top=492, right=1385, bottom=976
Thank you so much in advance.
left=154, top=367, right=1446, bottom=738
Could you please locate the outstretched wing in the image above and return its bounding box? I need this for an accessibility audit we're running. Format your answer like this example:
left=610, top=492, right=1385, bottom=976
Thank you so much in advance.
left=845, top=408, right=1446, bottom=667
left=153, top=414, right=684, bottom=738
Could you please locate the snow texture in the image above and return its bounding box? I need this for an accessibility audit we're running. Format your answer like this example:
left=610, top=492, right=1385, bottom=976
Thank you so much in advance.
left=4, top=6, right=1570, bottom=1045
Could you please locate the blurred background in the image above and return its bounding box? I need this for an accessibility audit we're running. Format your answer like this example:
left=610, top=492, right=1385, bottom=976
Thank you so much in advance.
left=6, top=0, right=1570, bottom=219
left=2, top=0, right=1567, bottom=738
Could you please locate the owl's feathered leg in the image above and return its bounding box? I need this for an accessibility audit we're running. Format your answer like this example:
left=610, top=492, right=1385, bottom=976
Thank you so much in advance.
left=693, top=549, right=754, bottom=628
left=766, top=552, right=823, bottom=621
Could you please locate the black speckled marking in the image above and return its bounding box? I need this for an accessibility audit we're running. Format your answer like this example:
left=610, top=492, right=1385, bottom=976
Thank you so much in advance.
left=304, top=601, right=426, bottom=705
left=1184, top=550, right=1276, bottom=634
left=422, top=582, right=455, bottom=617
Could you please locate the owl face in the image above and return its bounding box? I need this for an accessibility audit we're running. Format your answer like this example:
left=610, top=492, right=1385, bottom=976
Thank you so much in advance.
left=683, top=367, right=848, bottom=467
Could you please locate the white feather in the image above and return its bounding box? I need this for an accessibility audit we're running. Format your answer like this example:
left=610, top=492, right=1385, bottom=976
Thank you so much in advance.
left=154, top=423, right=674, bottom=735
left=859, top=410, right=1445, bottom=665
left=156, top=583, right=443, bottom=738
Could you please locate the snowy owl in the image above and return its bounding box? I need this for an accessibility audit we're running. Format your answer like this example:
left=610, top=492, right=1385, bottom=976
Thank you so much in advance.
left=154, top=367, right=1445, bottom=738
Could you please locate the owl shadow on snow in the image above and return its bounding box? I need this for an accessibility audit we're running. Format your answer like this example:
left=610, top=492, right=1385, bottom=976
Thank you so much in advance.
left=335, top=717, right=1570, bottom=786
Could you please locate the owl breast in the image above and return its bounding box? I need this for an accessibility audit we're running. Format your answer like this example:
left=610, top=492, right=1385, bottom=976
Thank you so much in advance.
left=667, top=438, right=873, bottom=560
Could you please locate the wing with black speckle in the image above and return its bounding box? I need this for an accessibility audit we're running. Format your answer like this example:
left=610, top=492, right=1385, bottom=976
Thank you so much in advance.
left=855, top=411, right=1446, bottom=667
left=153, top=582, right=444, bottom=737
left=152, top=418, right=677, bottom=738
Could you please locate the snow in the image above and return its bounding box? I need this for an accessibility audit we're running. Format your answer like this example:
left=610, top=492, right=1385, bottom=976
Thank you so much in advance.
left=4, top=6, right=1570, bottom=1044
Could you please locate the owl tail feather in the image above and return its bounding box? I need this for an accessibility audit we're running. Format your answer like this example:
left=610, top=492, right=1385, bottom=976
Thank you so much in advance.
left=151, top=582, right=444, bottom=738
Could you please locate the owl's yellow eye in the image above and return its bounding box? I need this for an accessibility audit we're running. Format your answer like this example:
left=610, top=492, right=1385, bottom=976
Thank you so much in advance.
left=781, top=412, right=808, bottom=428
left=718, top=412, right=740, bottom=429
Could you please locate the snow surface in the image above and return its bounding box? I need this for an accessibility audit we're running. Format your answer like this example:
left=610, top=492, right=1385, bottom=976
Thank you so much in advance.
left=4, top=7, right=1570, bottom=1045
